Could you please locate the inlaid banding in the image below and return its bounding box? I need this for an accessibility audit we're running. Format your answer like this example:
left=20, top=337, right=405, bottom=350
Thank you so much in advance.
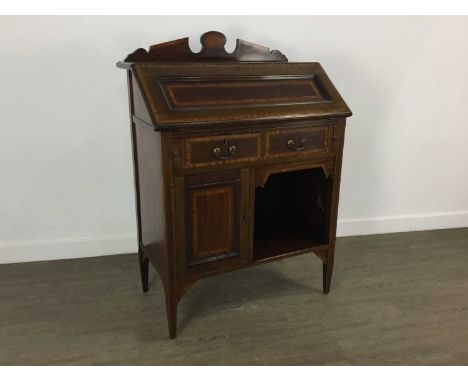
left=161, top=78, right=326, bottom=109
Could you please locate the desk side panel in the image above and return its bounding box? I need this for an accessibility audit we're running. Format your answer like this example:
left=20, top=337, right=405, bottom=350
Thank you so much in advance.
left=134, top=122, right=167, bottom=280
left=132, top=70, right=155, bottom=126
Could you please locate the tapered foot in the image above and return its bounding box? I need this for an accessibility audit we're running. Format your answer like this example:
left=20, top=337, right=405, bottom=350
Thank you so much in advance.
left=323, top=261, right=333, bottom=294
left=165, top=293, right=178, bottom=339
left=138, top=250, right=149, bottom=293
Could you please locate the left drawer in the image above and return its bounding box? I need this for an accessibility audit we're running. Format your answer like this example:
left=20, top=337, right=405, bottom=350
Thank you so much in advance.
left=184, top=132, right=261, bottom=168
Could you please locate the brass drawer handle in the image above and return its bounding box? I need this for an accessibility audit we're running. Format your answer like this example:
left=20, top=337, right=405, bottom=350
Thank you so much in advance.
left=287, top=137, right=307, bottom=151
left=213, top=144, right=237, bottom=159
left=229, top=145, right=237, bottom=155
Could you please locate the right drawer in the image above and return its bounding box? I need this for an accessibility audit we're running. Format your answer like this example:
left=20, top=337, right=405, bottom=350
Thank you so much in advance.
left=265, top=125, right=331, bottom=159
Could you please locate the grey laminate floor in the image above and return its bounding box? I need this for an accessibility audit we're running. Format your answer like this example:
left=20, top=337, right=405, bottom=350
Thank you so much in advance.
left=1, top=228, right=467, bottom=365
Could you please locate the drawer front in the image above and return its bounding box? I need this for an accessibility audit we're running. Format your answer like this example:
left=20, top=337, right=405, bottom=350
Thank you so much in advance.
left=266, top=126, right=331, bottom=158
left=185, top=133, right=261, bottom=168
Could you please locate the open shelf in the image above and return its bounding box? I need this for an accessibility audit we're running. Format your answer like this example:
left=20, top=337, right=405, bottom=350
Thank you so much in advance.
left=253, top=167, right=330, bottom=262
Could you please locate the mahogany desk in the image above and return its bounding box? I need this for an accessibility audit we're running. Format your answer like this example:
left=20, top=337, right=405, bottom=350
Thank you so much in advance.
left=117, top=31, right=352, bottom=338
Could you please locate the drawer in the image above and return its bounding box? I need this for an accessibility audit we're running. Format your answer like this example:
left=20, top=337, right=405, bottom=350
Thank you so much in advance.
left=185, top=133, right=261, bottom=168
left=266, top=126, right=331, bottom=158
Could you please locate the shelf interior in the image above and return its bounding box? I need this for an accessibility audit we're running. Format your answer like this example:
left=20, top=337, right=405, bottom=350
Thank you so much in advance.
left=253, top=167, right=330, bottom=262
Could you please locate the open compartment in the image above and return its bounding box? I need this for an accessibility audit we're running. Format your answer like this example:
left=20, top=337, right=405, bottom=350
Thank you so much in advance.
left=253, top=167, right=330, bottom=261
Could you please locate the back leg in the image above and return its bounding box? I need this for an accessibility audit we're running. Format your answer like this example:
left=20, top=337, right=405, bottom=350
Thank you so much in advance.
left=138, top=250, right=149, bottom=293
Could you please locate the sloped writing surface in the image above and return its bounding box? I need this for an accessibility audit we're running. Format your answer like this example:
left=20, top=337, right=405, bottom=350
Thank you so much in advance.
left=160, top=76, right=329, bottom=110
left=132, top=63, right=351, bottom=128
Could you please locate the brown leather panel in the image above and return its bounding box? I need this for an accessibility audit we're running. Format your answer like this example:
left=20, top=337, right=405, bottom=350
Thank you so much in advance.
left=162, top=78, right=323, bottom=109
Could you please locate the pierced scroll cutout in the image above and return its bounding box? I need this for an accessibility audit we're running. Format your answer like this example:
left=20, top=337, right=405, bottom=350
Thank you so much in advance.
left=123, top=31, right=288, bottom=63
left=256, top=162, right=334, bottom=188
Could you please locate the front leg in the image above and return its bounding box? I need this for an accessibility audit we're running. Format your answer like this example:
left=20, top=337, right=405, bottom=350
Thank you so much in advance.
left=164, top=283, right=178, bottom=339
left=323, top=249, right=334, bottom=294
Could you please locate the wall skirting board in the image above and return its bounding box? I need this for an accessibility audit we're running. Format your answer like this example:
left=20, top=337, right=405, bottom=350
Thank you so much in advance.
left=0, top=234, right=137, bottom=264
left=1, top=211, right=467, bottom=264
left=336, top=211, right=468, bottom=237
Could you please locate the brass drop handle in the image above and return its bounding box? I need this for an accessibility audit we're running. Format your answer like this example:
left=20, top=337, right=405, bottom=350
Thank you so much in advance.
left=213, top=144, right=237, bottom=159
left=287, top=137, right=307, bottom=151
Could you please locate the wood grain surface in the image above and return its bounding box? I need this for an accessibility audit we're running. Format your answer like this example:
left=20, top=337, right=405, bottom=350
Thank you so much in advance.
left=1, top=228, right=467, bottom=365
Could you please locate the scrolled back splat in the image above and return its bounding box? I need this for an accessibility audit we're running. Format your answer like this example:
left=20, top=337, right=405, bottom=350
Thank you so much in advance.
left=122, top=31, right=288, bottom=63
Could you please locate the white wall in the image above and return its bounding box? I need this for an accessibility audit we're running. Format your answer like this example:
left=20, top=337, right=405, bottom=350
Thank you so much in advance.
left=1, top=16, right=467, bottom=263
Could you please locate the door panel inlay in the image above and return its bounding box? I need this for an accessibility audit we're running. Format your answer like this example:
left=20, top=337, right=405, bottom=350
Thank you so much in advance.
left=189, top=184, right=237, bottom=262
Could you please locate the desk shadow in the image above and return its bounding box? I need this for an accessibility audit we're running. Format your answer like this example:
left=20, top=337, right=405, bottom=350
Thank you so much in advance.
left=176, top=264, right=321, bottom=334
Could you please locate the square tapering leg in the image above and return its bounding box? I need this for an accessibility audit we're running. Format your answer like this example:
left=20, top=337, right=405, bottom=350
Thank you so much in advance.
left=138, top=250, right=149, bottom=293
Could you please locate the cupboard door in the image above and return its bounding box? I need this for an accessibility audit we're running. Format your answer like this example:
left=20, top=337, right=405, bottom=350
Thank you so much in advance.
left=175, top=169, right=250, bottom=277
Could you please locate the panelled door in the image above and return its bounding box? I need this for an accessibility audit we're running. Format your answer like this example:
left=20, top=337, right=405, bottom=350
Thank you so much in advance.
left=175, top=168, right=250, bottom=277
